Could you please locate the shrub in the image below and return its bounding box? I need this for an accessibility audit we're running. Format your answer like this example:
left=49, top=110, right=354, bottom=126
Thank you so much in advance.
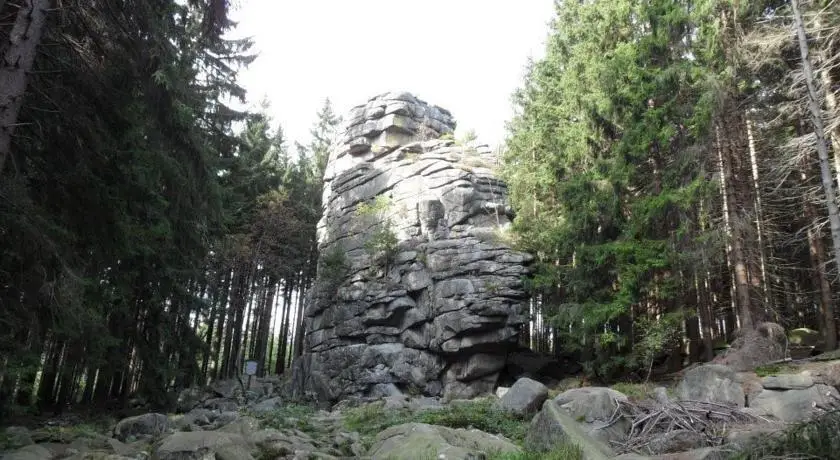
left=319, top=245, right=348, bottom=287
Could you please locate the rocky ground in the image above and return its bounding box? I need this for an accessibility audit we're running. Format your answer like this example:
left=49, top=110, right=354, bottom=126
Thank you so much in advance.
left=4, top=352, right=840, bottom=460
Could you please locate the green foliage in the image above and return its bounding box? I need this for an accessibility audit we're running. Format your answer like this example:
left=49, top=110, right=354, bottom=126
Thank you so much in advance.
left=356, top=196, right=392, bottom=217
left=754, top=363, right=798, bottom=377
left=319, top=245, right=349, bottom=283
left=364, top=224, right=400, bottom=265
left=633, top=313, right=685, bottom=377
left=502, top=0, right=721, bottom=378
left=355, top=195, right=399, bottom=267
left=484, top=280, right=502, bottom=294
left=249, top=402, right=319, bottom=433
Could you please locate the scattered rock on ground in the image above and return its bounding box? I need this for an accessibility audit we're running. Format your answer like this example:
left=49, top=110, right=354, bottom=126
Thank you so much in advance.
left=366, top=422, right=520, bottom=460
left=203, top=397, right=239, bottom=413
left=153, top=431, right=248, bottom=460
left=249, top=396, right=283, bottom=414
left=496, top=377, right=548, bottom=416
left=1, top=444, right=54, bottom=460
left=113, top=413, right=170, bottom=442
left=677, top=364, right=744, bottom=407
left=175, top=387, right=211, bottom=413
left=3, top=426, right=34, bottom=449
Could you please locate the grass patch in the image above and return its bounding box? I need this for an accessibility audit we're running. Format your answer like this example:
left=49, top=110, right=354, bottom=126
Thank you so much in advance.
left=730, top=408, right=840, bottom=459
left=343, top=398, right=530, bottom=449
left=754, top=363, right=797, bottom=377
left=610, top=382, right=654, bottom=400
left=416, top=399, right=529, bottom=442
left=489, top=442, right=583, bottom=460
left=30, top=424, right=102, bottom=443
left=248, top=402, right=319, bottom=434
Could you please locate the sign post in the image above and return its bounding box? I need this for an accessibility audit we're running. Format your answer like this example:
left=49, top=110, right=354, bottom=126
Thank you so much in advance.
left=244, top=360, right=258, bottom=390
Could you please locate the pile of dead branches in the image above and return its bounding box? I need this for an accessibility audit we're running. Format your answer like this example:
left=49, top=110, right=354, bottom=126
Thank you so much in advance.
left=609, top=393, right=770, bottom=455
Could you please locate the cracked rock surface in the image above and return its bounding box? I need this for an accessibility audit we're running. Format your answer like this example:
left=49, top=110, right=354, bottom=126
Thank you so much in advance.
left=287, top=92, right=533, bottom=403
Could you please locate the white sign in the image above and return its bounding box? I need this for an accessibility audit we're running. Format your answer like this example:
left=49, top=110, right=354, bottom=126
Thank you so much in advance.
left=244, top=360, right=258, bottom=376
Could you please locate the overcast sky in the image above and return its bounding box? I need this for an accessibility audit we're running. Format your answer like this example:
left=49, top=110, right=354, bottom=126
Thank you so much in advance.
left=230, top=1, right=555, bottom=149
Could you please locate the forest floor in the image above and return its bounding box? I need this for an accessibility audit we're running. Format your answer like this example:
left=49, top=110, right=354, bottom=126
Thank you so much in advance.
left=3, top=355, right=840, bottom=459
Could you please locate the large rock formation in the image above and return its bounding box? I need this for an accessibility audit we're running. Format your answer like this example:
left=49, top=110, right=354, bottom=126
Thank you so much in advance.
left=288, top=92, right=532, bottom=404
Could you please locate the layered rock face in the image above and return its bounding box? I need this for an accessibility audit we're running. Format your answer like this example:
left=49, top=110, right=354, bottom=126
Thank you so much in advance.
left=289, top=92, right=532, bottom=403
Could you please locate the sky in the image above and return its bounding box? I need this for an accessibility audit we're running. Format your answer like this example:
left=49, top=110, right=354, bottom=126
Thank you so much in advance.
left=229, top=1, right=555, bottom=150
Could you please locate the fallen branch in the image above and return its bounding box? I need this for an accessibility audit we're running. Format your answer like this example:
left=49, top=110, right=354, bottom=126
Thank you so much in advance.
left=609, top=396, right=770, bottom=455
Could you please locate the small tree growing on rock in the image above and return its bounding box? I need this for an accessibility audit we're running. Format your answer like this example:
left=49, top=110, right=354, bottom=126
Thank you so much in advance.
left=356, top=196, right=399, bottom=269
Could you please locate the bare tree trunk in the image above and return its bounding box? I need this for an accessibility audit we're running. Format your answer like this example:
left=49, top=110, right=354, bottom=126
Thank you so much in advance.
left=814, top=13, right=840, bottom=190
left=793, top=0, right=840, bottom=300
left=806, top=202, right=836, bottom=349
left=746, top=115, right=773, bottom=315
left=716, top=124, right=754, bottom=330
left=0, top=0, right=50, bottom=174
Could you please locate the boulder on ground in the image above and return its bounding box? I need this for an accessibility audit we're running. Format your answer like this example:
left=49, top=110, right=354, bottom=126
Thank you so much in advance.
left=203, top=397, right=239, bottom=412
left=173, top=408, right=215, bottom=431
left=647, top=430, right=708, bottom=454
left=677, top=364, right=744, bottom=407
left=750, top=383, right=840, bottom=422
left=1, top=444, right=53, bottom=460
left=761, top=373, right=814, bottom=390
left=249, top=396, right=283, bottom=414
left=496, top=377, right=548, bottom=416
left=712, top=322, right=786, bottom=371
left=113, top=413, right=170, bottom=442
left=788, top=328, right=822, bottom=348
left=552, top=387, right=631, bottom=446
left=615, top=447, right=726, bottom=460
left=175, top=386, right=212, bottom=413
left=3, top=426, right=34, bottom=449
left=153, top=431, right=249, bottom=460
left=525, top=400, right=614, bottom=460
left=250, top=428, right=319, bottom=456
left=366, top=422, right=520, bottom=460
left=210, top=379, right=243, bottom=399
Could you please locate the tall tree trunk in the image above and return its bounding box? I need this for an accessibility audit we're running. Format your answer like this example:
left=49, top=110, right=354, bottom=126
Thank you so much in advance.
left=792, top=1, right=840, bottom=329
left=746, top=115, right=773, bottom=315
left=255, top=278, right=276, bottom=376
left=716, top=123, right=754, bottom=330
left=212, top=269, right=232, bottom=380
left=0, top=0, right=50, bottom=174
left=293, top=280, right=307, bottom=359
left=37, top=338, right=62, bottom=410
left=275, top=281, right=292, bottom=375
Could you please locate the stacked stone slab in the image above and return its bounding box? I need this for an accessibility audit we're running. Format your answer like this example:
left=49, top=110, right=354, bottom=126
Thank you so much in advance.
left=288, top=92, right=532, bottom=403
